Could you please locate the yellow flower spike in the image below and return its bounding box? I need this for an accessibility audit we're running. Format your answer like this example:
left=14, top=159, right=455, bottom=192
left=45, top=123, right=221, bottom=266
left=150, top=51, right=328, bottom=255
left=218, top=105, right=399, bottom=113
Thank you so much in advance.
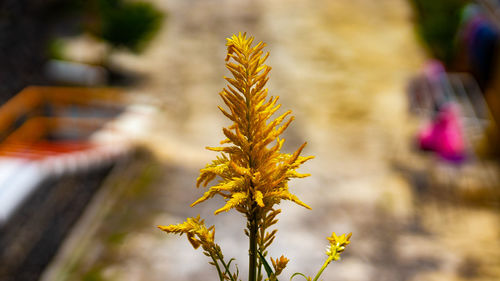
left=193, top=33, right=313, bottom=216
left=157, top=216, right=216, bottom=251
left=171, top=33, right=318, bottom=281
left=271, top=255, right=289, bottom=276
left=300, top=232, right=352, bottom=281
left=325, top=232, right=352, bottom=261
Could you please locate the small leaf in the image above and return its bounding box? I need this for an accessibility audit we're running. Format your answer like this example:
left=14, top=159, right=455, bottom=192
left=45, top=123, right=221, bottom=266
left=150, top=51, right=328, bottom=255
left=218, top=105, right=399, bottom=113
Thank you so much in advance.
left=226, top=258, right=236, bottom=271
left=290, top=272, right=309, bottom=281
left=258, top=250, right=275, bottom=280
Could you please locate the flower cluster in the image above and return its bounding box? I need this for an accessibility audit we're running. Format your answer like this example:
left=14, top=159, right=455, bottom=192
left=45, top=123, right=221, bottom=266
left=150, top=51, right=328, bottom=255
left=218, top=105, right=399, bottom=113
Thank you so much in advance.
left=157, top=215, right=215, bottom=251
left=271, top=255, right=289, bottom=276
left=192, top=32, right=313, bottom=216
left=158, top=216, right=238, bottom=281
left=325, top=232, right=352, bottom=261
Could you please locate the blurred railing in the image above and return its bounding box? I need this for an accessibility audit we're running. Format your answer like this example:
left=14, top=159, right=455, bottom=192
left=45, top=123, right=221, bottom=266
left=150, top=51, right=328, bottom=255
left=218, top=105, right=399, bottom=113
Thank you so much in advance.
left=0, top=86, right=134, bottom=281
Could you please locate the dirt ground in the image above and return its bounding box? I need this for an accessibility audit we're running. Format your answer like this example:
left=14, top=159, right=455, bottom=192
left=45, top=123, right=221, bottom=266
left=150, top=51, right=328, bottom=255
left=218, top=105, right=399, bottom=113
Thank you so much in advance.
left=41, top=0, right=500, bottom=281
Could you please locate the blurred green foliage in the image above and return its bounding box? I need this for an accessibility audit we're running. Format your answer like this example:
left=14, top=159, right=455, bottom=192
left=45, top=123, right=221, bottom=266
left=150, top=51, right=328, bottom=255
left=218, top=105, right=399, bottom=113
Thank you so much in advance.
left=47, top=38, right=65, bottom=60
left=409, top=0, right=468, bottom=65
left=49, top=0, right=164, bottom=54
left=96, top=0, right=164, bottom=53
left=82, top=266, right=107, bottom=281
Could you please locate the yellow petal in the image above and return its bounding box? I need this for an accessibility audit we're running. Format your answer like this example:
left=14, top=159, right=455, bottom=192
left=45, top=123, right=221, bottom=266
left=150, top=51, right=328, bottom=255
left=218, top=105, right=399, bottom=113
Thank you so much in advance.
left=214, top=192, right=248, bottom=214
left=254, top=190, right=265, bottom=207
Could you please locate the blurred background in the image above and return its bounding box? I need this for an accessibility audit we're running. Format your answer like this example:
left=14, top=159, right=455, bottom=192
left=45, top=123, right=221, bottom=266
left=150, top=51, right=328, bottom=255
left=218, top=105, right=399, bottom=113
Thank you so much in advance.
left=0, top=0, right=500, bottom=280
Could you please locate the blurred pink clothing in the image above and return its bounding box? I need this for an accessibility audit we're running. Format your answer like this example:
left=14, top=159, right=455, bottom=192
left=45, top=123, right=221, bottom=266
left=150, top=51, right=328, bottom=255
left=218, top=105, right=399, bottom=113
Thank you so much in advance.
left=418, top=103, right=466, bottom=163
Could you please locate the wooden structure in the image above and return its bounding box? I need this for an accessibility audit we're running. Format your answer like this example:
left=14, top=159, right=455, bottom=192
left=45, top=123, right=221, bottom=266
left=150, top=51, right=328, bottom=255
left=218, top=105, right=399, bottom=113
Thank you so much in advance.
left=0, top=86, right=131, bottom=281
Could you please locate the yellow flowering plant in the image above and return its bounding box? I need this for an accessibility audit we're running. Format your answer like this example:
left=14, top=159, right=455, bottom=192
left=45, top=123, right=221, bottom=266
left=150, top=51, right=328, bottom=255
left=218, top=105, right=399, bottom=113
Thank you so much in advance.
left=158, top=32, right=351, bottom=281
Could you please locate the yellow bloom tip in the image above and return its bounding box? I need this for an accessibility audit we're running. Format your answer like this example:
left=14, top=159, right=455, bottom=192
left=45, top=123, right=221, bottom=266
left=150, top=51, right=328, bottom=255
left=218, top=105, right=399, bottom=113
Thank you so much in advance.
left=213, top=209, right=227, bottom=215
left=296, top=199, right=312, bottom=210
left=157, top=225, right=173, bottom=233
left=271, top=255, right=289, bottom=275
left=325, top=232, right=352, bottom=260
left=190, top=199, right=202, bottom=207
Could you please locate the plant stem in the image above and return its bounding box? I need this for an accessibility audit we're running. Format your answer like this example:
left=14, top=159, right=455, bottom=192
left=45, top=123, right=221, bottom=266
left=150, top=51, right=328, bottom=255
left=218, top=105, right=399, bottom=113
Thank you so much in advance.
left=216, top=252, right=236, bottom=281
left=248, top=208, right=258, bottom=281
left=312, top=256, right=334, bottom=281
left=257, top=260, right=262, bottom=281
left=210, top=253, right=225, bottom=281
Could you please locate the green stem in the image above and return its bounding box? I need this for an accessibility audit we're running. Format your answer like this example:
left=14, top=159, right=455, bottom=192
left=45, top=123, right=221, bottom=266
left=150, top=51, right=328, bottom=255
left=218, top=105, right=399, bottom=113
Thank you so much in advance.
left=243, top=45, right=257, bottom=281
left=248, top=209, right=258, bottom=281
left=210, top=253, right=225, bottom=281
left=216, top=252, right=237, bottom=281
left=257, top=260, right=262, bottom=281
left=257, top=219, right=265, bottom=281
left=312, top=256, right=334, bottom=281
